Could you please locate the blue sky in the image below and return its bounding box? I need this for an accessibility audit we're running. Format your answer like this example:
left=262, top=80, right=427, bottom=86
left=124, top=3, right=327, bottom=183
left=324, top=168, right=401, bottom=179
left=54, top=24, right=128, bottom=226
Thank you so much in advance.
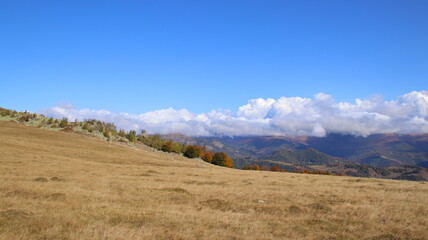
left=1, top=0, right=427, bottom=114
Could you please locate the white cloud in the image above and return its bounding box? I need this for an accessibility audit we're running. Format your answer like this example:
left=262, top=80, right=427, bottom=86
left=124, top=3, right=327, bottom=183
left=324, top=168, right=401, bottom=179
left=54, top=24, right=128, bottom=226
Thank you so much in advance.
left=38, top=91, right=428, bottom=137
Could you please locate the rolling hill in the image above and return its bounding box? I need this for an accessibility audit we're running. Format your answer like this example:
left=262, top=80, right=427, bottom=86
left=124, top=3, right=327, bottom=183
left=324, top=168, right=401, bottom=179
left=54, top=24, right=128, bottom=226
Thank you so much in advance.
left=1, top=120, right=428, bottom=239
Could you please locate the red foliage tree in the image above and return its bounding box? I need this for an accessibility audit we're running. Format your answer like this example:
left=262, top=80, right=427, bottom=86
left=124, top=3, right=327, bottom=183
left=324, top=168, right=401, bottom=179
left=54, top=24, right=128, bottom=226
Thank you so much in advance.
left=242, top=164, right=262, bottom=170
left=270, top=166, right=285, bottom=172
left=212, top=152, right=234, bottom=168
left=202, top=151, right=213, bottom=163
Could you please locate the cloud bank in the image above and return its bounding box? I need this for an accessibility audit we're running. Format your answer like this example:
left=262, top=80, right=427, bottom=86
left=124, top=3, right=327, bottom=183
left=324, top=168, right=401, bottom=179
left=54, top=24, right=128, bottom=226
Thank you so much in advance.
left=38, top=91, right=428, bottom=137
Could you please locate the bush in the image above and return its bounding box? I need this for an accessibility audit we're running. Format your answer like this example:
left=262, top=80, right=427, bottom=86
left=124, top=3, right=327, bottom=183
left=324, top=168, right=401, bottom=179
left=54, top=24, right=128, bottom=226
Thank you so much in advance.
left=0, top=108, right=14, bottom=116
left=118, top=129, right=126, bottom=137
left=162, top=141, right=183, bottom=153
left=19, top=114, right=32, bottom=122
left=63, top=126, right=73, bottom=132
left=202, top=151, right=213, bottom=163
left=242, top=164, right=262, bottom=171
left=105, top=123, right=117, bottom=132
left=212, top=152, right=234, bottom=168
left=183, top=145, right=203, bottom=158
left=142, top=134, right=165, bottom=150
left=83, top=123, right=94, bottom=133
left=270, top=166, right=285, bottom=172
left=59, top=118, right=68, bottom=128
left=161, top=141, right=182, bottom=153
left=126, top=130, right=137, bottom=143
left=93, top=120, right=105, bottom=132
left=104, top=129, right=112, bottom=140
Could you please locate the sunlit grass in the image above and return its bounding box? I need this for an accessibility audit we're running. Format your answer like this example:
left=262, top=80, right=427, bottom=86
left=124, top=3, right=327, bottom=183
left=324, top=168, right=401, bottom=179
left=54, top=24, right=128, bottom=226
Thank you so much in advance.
left=1, top=121, right=427, bottom=239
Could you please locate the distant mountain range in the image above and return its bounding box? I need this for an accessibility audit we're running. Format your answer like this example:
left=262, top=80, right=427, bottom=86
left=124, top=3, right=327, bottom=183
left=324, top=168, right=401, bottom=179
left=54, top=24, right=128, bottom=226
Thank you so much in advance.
left=161, top=133, right=428, bottom=181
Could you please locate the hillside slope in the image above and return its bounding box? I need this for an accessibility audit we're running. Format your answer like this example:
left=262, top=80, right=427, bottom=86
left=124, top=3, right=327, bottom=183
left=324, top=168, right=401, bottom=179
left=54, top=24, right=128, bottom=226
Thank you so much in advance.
left=1, top=121, right=428, bottom=239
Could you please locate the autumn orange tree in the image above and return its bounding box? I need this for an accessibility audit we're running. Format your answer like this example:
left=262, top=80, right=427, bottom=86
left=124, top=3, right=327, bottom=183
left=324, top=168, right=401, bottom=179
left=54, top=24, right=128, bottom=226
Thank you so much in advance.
left=270, top=166, right=285, bottom=172
left=212, top=152, right=234, bottom=168
left=201, top=151, right=213, bottom=163
left=242, top=164, right=262, bottom=170
left=161, top=141, right=182, bottom=153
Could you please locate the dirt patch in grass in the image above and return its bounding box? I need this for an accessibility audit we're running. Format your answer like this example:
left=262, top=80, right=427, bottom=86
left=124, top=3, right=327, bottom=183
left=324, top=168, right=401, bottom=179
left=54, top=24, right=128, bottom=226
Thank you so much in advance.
left=5, top=189, right=66, bottom=201
left=200, top=199, right=231, bottom=211
left=50, top=176, right=64, bottom=181
left=369, top=233, right=402, bottom=240
left=34, top=177, right=49, bottom=182
left=0, top=209, right=34, bottom=219
left=307, top=203, right=332, bottom=212
left=160, top=187, right=190, bottom=194
left=288, top=205, right=305, bottom=214
left=108, top=213, right=152, bottom=227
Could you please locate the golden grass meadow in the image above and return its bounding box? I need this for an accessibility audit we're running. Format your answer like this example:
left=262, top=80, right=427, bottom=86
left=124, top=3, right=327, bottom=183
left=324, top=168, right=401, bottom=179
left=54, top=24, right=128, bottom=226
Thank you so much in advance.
left=0, top=121, right=427, bottom=240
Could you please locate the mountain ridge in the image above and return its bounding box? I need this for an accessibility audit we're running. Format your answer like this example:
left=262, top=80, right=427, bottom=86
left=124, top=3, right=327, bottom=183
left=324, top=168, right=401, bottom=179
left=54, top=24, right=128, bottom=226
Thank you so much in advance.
left=161, top=133, right=428, bottom=181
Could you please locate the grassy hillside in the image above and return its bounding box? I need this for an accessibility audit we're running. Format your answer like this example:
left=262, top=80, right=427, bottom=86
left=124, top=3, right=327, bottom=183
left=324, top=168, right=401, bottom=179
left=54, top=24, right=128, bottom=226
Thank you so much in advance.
left=1, top=121, right=428, bottom=239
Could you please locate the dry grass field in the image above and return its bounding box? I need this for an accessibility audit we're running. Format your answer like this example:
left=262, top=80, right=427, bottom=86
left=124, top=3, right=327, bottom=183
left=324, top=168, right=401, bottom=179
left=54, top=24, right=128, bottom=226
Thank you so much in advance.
left=0, top=121, right=427, bottom=240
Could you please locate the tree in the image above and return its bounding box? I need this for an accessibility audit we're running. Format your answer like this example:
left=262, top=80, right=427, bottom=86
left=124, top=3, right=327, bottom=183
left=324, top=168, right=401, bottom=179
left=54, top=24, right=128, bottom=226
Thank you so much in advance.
left=83, top=123, right=94, bottom=133
left=212, top=152, right=234, bottom=168
left=104, top=129, right=112, bottom=140
left=105, top=123, right=117, bottom=132
left=161, top=141, right=175, bottom=152
left=59, top=117, right=68, bottom=128
left=118, top=129, right=126, bottom=137
left=126, top=130, right=137, bottom=143
left=242, top=164, right=262, bottom=170
left=270, top=166, right=284, bottom=172
left=202, top=151, right=213, bottom=163
left=146, top=134, right=165, bottom=150
left=183, top=145, right=203, bottom=158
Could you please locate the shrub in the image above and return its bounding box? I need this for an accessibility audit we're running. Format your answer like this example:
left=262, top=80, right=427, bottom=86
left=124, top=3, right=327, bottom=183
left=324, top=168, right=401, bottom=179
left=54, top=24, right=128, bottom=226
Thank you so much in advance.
left=126, top=130, right=137, bottom=143
left=161, top=141, right=174, bottom=152
left=183, top=145, right=203, bottom=158
left=63, top=126, right=73, bottom=132
left=161, top=141, right=182, bottom=153
left=104, top=129, right=112, bottom=140
left=0, top=108, right=14, bottom=116
left=105, top=123, right=117, bottom=132
left=118, top=129, right=126, bottom=137
left=270, top=166, right=285, bottom=172
left=82, top=123, right=94, bottom=133
left=142, top=134, right=165, bottom=150
left=93, top=120, right=105, bottom=132
left=202, top=151, right=213, bottom=163
left=212, top=152, right=234, bottom=168
left=19, top=114, right=32, bottom=122
left=242, top=164, right=262, bottom=170
left=59, top=118, right=68, bottom=128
